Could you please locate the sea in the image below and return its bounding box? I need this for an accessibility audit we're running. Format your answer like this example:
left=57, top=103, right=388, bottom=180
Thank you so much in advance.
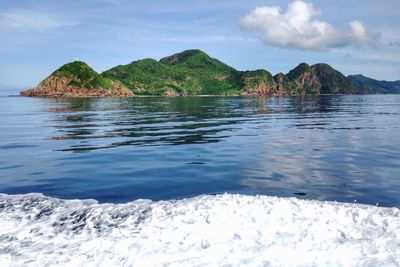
left=1, top=93, right=399, bottom=207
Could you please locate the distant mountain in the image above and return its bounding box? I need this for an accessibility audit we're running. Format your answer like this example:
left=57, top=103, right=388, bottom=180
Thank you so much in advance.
left=20, top=61, right=132, bottom=97
left=20, top=49, right=371, bottom=97
left=347, top=74, right=400, bottom=94
left=0, top=84, right=23, bottom=96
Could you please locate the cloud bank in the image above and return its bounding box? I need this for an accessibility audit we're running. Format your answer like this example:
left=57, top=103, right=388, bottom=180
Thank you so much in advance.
left=242, top=0, right=372, bottom=51
left=0, top=10, right=76, bottom=31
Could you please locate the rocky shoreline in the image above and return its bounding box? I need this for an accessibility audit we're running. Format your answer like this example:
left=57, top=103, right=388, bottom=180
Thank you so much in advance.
left=20, top=62, right=133, bottom=97
left=20, top=82, right=133, bottom=97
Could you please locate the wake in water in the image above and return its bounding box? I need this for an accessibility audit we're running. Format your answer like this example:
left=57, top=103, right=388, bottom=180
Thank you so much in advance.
left=0, top=193, right=399, bottom=266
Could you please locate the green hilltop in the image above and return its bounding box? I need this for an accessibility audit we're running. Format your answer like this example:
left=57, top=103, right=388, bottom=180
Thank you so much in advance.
left=44, top=61, right=114, bottom=90
left=20, top=61, right=132, bottom=97
left=284, top=62, right=357, bottom=95
left=102, top=49, right=242, bottom=96
left=21, top=49, right=395, bottom=97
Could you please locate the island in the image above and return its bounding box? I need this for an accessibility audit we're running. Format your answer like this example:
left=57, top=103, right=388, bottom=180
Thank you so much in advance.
left=20, top=49, right=398, bottom=97
left=20, top=61, right=133, bottom=97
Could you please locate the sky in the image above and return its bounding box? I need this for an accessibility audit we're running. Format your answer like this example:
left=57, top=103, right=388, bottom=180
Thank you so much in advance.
left=0, top=0, right=399, bottom=87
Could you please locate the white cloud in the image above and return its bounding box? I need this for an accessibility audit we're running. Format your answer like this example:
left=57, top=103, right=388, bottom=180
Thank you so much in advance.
left=0, top=10, right=76, bottom=31
left=242, top=0, right=373, bottom=51
left=377, top=28, right=400, bottom=47
left=349, top=21, right=368, bottom=43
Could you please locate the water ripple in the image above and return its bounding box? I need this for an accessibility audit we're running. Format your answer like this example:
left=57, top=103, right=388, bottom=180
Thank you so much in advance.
left=0, top=95, right=399, bottom=206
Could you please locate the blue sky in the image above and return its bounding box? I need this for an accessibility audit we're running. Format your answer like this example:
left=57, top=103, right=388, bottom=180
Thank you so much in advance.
left=0, top=0, right=399, bottom=87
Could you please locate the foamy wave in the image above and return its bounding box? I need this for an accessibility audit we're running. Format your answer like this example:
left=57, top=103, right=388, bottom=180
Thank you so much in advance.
left=0, top=193, right=399, bottom=266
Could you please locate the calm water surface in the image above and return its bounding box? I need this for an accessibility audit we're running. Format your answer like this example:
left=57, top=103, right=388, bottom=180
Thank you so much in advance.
left=0, top=95, right=399, bottom=206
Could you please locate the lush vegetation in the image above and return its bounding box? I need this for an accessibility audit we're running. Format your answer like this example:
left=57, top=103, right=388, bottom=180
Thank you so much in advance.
left=240, top=70, right=276, bottom=89
left=286, top=63, right=312, bottom=81
left=285, top=62, right=356, bottom=95
left=102, top=50, right=242, bottom=95
left=102, top=49, right=357, bottom=96
left=42, top=61, right=115, bottom=90
left=347, top=74, right=400, bottom=94
left=285, top=63, right=317, bottom=94
left=34, top=49, right=372, bottom=96
left=312, top=64, right=357, bottom=94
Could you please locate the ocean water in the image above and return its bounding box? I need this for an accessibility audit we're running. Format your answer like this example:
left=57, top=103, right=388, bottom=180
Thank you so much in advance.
left=0, top=94, right=399, bottom=206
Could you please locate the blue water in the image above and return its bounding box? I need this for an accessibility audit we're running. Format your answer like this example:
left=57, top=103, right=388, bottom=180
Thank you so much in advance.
left=0, top=95, right=399, bottom=206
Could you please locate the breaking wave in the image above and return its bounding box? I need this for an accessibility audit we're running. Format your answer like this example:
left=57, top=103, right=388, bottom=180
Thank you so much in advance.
left=0, top=193, right=399, bottom=266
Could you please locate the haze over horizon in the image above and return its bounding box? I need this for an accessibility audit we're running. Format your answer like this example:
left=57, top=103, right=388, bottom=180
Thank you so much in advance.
left=0, top=0, right=399, bottom=87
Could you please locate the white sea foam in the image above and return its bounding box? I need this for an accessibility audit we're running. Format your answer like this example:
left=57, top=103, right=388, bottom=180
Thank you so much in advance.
left=0, top=193, right=399, bottom=266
